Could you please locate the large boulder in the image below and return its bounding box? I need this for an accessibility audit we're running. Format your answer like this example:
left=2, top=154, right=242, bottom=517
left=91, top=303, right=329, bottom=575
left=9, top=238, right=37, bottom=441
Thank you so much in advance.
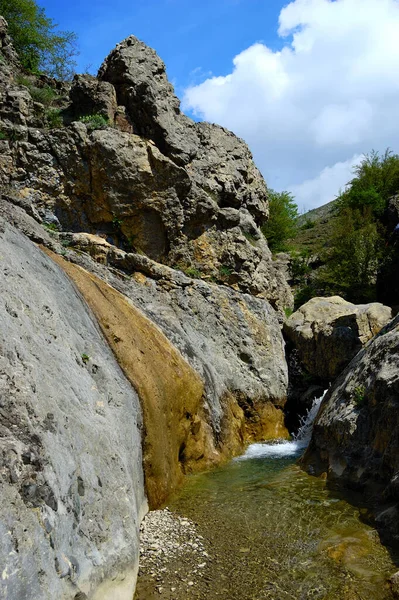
left=302, top=315, right=399, bottom=541
left=0, top=222, right=146, bottom=600
left=284, top=296, right=391, bottom=381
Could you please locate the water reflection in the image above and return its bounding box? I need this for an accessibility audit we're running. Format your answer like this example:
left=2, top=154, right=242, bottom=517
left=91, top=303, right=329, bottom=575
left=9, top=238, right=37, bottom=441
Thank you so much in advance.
left=168, top=450, right=396, bottom=599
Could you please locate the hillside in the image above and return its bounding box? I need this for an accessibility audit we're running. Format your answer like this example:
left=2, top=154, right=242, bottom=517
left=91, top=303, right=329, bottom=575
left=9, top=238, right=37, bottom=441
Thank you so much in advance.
left=292, top=199, right=339, bottom=255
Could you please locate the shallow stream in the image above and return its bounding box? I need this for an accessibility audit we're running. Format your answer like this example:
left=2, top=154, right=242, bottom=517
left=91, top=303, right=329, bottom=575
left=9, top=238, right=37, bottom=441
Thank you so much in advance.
left=135, top=398, right=398, bottom=599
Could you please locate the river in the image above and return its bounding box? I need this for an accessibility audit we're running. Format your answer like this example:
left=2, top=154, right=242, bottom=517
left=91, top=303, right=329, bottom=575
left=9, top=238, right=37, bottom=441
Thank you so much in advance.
left=135, top=396, right=398, bottom=599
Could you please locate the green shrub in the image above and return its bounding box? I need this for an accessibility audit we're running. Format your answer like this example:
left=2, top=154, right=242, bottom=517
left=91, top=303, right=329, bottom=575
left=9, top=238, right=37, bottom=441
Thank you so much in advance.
left=300, top=218, right=315, bottom=230
left=112, top=216, right=124, bottom=228
left=185, top=266, right=202, bottom=278
left=79, top=114, right=109, bottom=130
left=0, top=131, right=7, bottom=140
left=81, top=353, right=90, bottom=364
left=45, top=108, right=63, bottom=128
left=284, top=307, right=294, bottom=318
left=43, top=222, right=59, bottom=232
left=339, top=149, right=399, bottom=218
left=17, top=75, right=59, bottom=108
left=352, top=385, right=366, bottom=407
left=219, top=265, right=232, bottom=279
left=30, top=84, right=57, bottom=106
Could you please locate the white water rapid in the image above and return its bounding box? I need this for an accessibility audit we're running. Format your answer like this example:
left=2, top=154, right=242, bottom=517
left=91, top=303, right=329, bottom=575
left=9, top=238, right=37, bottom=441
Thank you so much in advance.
left=237, top=391, right=326, bottom=460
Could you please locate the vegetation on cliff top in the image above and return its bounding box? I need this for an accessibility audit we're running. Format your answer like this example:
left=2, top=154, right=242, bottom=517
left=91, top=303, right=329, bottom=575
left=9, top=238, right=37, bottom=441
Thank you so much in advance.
left=0, top=0, right=78, bottom=79
left=288, top=149, right=399, bottom=307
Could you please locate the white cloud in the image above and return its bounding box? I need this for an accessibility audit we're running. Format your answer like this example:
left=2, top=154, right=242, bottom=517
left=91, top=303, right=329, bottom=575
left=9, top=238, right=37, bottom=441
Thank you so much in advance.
left=183, top=0, right=399, bottom=210
left=289, top=154, right=362, bottom=211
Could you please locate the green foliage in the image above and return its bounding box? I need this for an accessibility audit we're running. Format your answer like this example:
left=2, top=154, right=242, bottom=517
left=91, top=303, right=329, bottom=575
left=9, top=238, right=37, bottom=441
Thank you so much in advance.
left=339, top=149, right=399, bottom=217
left=318, top=207, right=384, bottom=303
left=289, top=249, right=312, bottom=283
left=29, top=84, right=57, bottom=106
left=293, top=149, right=399, bottom=305
left=184, top=266, right=202, bottom=279
left=219, top=265, right=232, bottom=279
left=0, top=131, right=7, bottom=140
left=284, top=307, right=293, bottom=318
left=352, top=385, right=366, bottom=407
left=45, top=107, right=63, bottom=128
left=81, top=353, right=90, bottom=364
left=43, top=222, right=59, bottom=232
left=0, top=0, right=78, bottom=79
left=261, top=190, right=299, bottom=252
left=300, top=218, right=315, bottom=230
left=79, top=114, right=109, bottom=130
left=174, top=264, right=202, bottom=278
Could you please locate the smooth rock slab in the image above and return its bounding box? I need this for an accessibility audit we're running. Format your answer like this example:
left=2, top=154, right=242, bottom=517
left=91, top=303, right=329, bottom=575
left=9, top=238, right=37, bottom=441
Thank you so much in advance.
left=0, top=222, right=146, bottom=599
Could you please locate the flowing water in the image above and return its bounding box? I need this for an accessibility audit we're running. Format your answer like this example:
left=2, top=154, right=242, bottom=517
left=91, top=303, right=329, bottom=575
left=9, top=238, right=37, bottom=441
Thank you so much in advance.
left=138, top=396, right=398, bottom=599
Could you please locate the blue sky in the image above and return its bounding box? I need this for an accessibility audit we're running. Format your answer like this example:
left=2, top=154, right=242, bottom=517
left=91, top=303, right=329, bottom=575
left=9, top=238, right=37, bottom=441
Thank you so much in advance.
left=39, top=0, right=399, bottom=210
left=41, top=0, right=285, bottom=96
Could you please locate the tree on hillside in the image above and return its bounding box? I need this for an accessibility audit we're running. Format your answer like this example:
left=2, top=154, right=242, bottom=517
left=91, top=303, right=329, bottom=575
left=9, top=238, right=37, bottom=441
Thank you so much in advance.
left=0, top=0, right=78, bottom=79
left=317, top=207, right=384, bottom=303
left=315, top=149, right=399, bottom=303
left=339, top=149, right=399, bottom=217
left=261, top=190, right=299, bottom=252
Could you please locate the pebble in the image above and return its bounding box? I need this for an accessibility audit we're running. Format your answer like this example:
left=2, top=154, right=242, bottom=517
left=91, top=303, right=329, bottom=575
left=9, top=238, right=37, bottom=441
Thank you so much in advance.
left=137, top=508, right=211, bottom=595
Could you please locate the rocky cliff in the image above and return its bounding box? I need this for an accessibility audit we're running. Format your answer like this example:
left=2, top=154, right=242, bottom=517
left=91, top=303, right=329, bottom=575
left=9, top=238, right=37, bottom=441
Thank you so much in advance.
left=0, top=23, right=292, bottom=310
left=302, top=315, right=399, bottom=542
left=0, top=17, right=292, bottom=600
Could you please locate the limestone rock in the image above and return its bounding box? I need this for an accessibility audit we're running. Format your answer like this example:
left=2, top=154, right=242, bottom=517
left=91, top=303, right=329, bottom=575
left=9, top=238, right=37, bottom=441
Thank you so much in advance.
left=0, top=221, right=146, bottom=600
left=98, top=35, right=200, bottom=165
left=284, top=296, right=392, bottom=381
left=53, top=228, right=290, bottom=448
left=302, top=315, right=399, bottom=541
left=0, top=24, right=292, bottom=309
left=69, top=74, right=118, bottom=122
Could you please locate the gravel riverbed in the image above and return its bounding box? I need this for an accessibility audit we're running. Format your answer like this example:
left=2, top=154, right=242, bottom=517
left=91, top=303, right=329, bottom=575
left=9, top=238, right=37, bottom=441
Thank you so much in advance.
left=134, top=508, right=213, bottom=599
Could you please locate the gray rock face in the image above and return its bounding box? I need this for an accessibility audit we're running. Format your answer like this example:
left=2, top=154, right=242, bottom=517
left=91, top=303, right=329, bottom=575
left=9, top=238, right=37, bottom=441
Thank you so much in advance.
left=64, top=236, right=289, bottom=433
left=0, top=221, right=146, bottom=599
left=0, top=28, right=292, bottom=309
left=302, top=315, right=399, bottom=539
left=284, top=296, right=392, bottom=381
left=69, top=74, right=118, bottom=121
left=98, top=36, right=199, bottom=165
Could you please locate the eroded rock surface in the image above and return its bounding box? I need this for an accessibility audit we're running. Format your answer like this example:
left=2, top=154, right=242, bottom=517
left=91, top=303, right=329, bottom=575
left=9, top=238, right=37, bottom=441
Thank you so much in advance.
left=0, top=20, right=293, bottom=599
left=302, top=315, right=399, bottom=542
left=0, top=22, right=292, bottom=310
left=284, top=296, right=391, bottom=382
left=0, top=221, right=146, bottom=599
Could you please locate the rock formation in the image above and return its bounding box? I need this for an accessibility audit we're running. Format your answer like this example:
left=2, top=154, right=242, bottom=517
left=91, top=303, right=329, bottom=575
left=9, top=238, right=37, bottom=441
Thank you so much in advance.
left=0, top=20, right=292, bottom=599
left=0, top=28, right=292, bottom=310
left=302, top=314, right=399, bottom=543
left=284, top=296, right=391, bottom=381
left=0, top=221, right=146, bottom=599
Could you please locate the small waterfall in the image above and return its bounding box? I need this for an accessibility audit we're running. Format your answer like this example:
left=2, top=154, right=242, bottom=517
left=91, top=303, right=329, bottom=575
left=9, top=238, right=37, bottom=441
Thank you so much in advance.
left=237, top=391, right=326, bottom=460
left=292, top=392, right=325, bottom=449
